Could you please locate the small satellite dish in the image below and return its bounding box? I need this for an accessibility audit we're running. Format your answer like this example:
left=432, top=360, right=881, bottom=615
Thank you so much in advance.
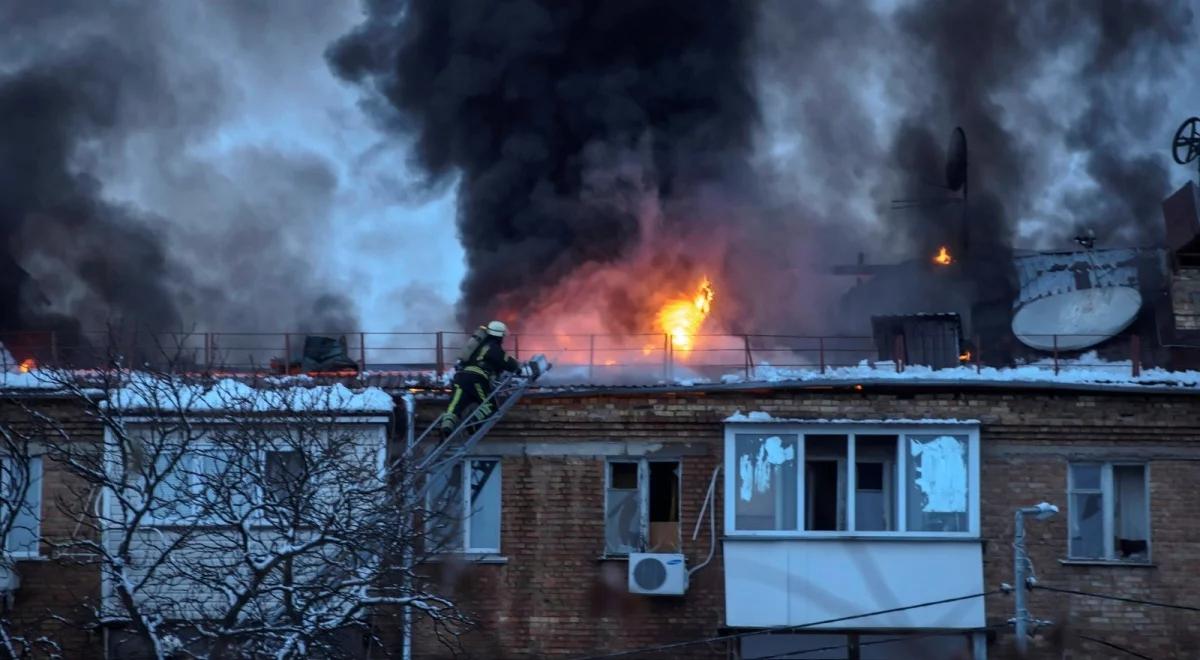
left=945, top=127, right=968, bottom=192
left=1173, top=117, right=1200, bottom=166
left=1012, top=286, right=1142, bottom=352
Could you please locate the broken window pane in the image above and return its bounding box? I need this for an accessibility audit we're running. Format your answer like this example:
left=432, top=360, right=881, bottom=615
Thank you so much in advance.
left=647, top=462, right=679, bottom=552
left=610, top=462, right=638, bottom=489
left=805, top=435, right=847, bottom=531
left=605, top=488, right=640, bottom=554
left=265, top=451, right=305, bottom=504
left=735, top=434, right=798, bottom=531
left=905, top=435, right=968, bottom=532
left=1070, top=492, right=1104, bottom=559
left=468, top=459, right=501, bottom=551
left=855, top=436, right=896, bottom=531
left=1113, top=465, right=1148, bottom=561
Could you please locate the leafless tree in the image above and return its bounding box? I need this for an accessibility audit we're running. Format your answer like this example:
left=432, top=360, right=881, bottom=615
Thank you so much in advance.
left=28, top=362, right=471, bottom=659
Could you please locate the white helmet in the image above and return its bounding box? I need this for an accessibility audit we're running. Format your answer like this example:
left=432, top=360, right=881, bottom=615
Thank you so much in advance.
left=485, top=320, right=508, bottom=338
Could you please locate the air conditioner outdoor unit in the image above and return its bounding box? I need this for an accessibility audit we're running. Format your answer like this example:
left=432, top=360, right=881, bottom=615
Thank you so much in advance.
left=628, top=553, right=687, bottom=596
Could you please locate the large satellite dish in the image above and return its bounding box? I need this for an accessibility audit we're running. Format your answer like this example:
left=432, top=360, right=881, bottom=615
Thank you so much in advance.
left=1012, top=286, right=1142, bottom=351
left=945, top=127, right=968, bottom=192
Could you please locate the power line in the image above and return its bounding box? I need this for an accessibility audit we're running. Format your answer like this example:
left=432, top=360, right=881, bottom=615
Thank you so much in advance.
left=1032, top=584, right=1200, bottom=612
left=574, top=590, right=1002, bottom=659
left=748, top=622, right=1008, bottom=660
left=1077, top=634, right=1154, bottom=659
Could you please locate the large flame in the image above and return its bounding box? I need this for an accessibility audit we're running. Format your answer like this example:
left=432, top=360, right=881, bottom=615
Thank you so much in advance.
left=18, top=358, right=35, bottom=373
left=657, top=277, right=715, bottom=351
left=933, top=246, right=953, bottom=266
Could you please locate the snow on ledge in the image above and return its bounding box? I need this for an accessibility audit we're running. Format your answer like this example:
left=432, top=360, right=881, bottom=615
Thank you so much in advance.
left=724, top=410, right=981, bottom=425
left=105, top=377, right=395, bottom=413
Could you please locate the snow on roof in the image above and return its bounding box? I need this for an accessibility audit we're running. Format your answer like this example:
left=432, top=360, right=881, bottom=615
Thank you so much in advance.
left=105, top=377, right=395, bottom=413
left=710, top=352, right=1200, bottom=389
left=0, top=370, right=64, bottom=390
left=724, top=410, right=980, bottom=424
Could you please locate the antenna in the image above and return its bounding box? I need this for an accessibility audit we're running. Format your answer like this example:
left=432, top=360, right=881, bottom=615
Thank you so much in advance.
left=1172, top=117, right=1200, bottom=173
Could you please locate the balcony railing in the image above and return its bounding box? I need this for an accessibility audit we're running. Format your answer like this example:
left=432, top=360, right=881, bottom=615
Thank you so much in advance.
left=0, top=330, right=1195, bottom=385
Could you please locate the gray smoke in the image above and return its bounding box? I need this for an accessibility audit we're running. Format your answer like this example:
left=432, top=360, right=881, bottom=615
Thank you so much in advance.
left=0, top=0, right=363, bottom=345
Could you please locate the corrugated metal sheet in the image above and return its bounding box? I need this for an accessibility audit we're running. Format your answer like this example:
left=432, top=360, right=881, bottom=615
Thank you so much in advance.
left=1013, top=249, right=1141, bottom=308
left=871, top=313, right=963, bottom=369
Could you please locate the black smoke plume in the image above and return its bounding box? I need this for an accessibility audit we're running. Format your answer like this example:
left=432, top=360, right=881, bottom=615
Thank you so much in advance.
left=329, top=0, right=761, bottom=328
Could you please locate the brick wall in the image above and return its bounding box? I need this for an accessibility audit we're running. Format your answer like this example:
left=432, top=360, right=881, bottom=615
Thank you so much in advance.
left=405, top=384, right=1200, bottom=659
left=0, top=397, right=102, bottom=657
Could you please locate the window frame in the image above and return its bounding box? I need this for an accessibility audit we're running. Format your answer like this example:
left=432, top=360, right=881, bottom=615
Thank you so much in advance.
left=1067, top=461, right=1151, bottom=563
left=427, top=457, right=503, bottom=554
left=723, top=422, right=980, bottom=539
left=0, top=455, right=42, bottom=559
left=603, top=458, right=682, bottom=556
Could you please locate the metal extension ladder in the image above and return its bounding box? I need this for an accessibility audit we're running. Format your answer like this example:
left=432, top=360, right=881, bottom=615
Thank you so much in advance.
left=408, top=354, right=551, bottom=482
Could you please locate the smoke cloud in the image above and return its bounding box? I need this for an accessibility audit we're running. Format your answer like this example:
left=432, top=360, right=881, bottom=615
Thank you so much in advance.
left=0, top=0, right=369, bottom=345
left=333, top=0, right=1196, bottom=343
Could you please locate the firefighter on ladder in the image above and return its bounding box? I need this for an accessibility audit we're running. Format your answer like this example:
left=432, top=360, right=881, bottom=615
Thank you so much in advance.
left=440, top=321, right=539, bottom=436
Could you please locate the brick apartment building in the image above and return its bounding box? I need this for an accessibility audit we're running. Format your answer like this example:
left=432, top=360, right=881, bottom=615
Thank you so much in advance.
left=2, top=372, right=1199, bottom=659
left=405, top=378, right=1200, bottom=660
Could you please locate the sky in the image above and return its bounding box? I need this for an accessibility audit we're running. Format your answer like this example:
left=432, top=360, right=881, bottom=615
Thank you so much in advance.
left=3, top=0, right=1200, bottom=336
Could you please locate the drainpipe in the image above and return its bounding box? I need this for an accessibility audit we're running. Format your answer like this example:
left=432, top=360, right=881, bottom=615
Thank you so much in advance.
left=401, top=393, right=416, bottom=660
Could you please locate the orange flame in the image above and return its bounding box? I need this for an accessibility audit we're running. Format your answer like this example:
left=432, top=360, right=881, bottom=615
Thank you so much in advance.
left=933, top=246, right=953, bottom=266
left=657, top=277, right=715, bottom=351
left=959, top=350, right=971, bottom=363
left=18, top=358, right=35, bottom=373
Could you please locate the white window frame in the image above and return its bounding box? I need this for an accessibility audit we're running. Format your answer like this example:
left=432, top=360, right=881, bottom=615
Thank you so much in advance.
left=141, top=445, right=247, bottom=526
left=603, top=458, right=682, bottom=556
left=1067, top=461, right=1151, bottom=562
left=428, top=457, right=503, bottom=554
left=723, top=422, right=980, bottom=538
left=1, top=455, right=42, bottom=558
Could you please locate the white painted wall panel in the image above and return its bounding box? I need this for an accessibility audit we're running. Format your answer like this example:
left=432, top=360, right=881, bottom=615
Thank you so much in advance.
left=725, top=539, right=984, bottom=629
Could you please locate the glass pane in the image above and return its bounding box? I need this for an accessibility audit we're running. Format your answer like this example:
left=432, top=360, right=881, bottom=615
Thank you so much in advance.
left=735, top=434, right=798, bottom=531
left=429, top=463, right=463, bottom=551
left=1070, top=491, right=1104, bottom=559
left=605, top=488, right=640, bottom=554
left=468, top=460, right=501, bottom=551
left=153, top=453, right=192, bottom=519
left=610, top=462, right=638, bottom=489
left=265, top=451, right=305, bottom=502
left=805, top=435, right=847, bottom=531
left=1113, top=465, right=1148, bottom=560
left=905, top=435, right=968, bottom=532
left=855, top=436, right=896, bottom=531
left=6, top=458, right=40, bottom=554
left=1071, top=464, right=1102, bottom=490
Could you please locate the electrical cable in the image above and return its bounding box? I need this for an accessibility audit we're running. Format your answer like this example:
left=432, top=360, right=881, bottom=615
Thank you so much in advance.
left=1032, top=584, right=1200, bottom=612
left=1077, top=634, right=1154, bottom=659
left=747, top=622, right=1009, bottom=660
left=573, top=589, right=1002, bottom=659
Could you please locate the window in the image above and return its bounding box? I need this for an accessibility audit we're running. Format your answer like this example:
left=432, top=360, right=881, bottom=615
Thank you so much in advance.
left=144, top=447, right=248, bottom=524
left=604, top=459, right=680, bottom=555
left=735, top=434, right=798, bottom=531
left=264, top=451, right=305, bottom=504
left=0, top=457, right=41, bottom=556
left=428, top=458, right=502, bottom=553
left=1068, top=463, right=1149, bottom=562
left=727, top=424, right=978, bottom=536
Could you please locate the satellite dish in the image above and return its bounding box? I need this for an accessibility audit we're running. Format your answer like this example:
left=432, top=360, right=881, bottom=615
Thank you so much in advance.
left=1173, top=117, right=1200, bottom=166
left=945, top=127, right=968, bottom=191
left=1012, top=286, right=1142, bottom=352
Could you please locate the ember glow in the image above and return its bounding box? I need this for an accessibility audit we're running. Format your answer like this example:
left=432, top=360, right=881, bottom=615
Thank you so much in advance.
left=933, top=246, right=953, bottom=266
left=18, top=358, right=35, bottom=373
left=959, top=351, right=971, bottom=362
left=658, top=277, right=715, bottom=351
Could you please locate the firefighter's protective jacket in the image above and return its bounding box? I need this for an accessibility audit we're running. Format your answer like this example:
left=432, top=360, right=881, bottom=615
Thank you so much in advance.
left=460, top=335, right=520, bottom=381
